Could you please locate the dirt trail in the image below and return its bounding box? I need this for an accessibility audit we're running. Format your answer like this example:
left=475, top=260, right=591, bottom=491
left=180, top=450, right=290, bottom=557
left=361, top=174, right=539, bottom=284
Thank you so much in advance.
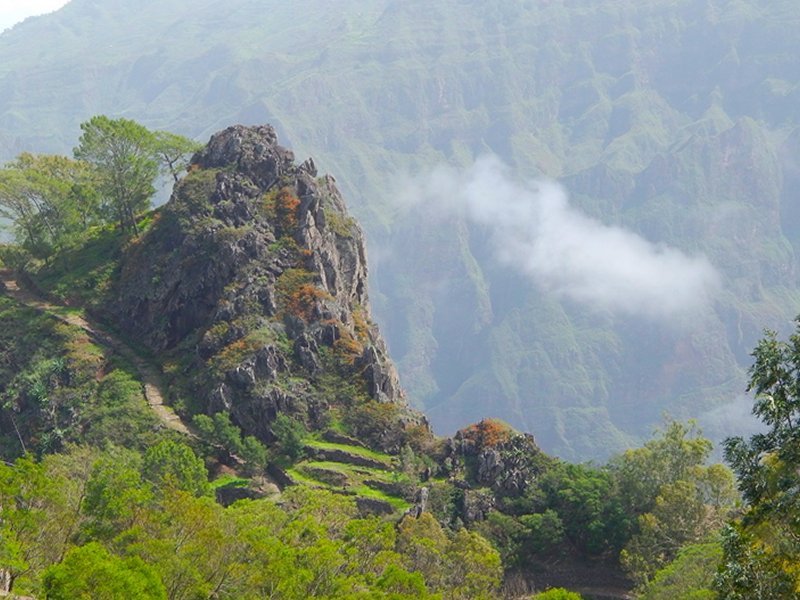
left=0, top=270, right=192, bottom=437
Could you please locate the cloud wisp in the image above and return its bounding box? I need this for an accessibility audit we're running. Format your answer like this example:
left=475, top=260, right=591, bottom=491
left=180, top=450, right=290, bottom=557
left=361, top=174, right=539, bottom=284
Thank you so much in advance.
left=397, top=155, right=721, bottom=319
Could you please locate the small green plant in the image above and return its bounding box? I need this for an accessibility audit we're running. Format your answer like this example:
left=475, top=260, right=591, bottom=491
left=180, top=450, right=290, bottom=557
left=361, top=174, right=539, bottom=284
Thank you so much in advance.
left=532, top=588, right=583, bottom=600
left=271, top=413, right=307, bottom=465
left=192, top=412, right=268, bottom=475
left=325, top=211, right=356, bottom=238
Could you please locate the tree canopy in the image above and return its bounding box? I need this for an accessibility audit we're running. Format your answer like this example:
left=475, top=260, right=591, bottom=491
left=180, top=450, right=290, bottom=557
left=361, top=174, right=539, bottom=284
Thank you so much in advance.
left=0, top=115, right=197, bottom=260
left=0, top=445, right=504, bottom=599
left=0, top=153, right=97, bottom=260
left=73, top=116, right=159, bottom=234
left=718, top=322, right=800, bottom=597
left=73, top=116, right=184, bottom=235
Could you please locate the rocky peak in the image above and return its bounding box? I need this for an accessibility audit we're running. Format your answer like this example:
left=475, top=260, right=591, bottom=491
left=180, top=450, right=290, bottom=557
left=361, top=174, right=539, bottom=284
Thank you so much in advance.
left=193, top=124, right=294, bottom=185
left=108, top=124, right=423, bottom=450
left=443, top=419, right=549, bottom=497
left=191, top=124, right=371, bottom=317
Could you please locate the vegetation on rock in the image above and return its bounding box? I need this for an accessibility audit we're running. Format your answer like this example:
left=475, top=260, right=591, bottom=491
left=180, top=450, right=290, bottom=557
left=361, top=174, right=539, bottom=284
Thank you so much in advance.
left=3, top=0, right=798, bottom=460
left=1, top=118, right=797, bottom=599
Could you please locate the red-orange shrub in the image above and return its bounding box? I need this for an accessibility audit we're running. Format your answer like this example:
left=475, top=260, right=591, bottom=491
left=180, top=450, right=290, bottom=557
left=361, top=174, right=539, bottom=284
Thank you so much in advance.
left=275, top=189, right=301, bottom=231
left=460, top=418, right=513, bottom=448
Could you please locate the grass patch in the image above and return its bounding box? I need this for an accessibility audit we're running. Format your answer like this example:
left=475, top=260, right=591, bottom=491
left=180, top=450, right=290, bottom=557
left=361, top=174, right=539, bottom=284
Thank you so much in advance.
left=325, top=211, right=356, bottom=238
left=31, top=210, right=161, bottom=306
left=32, top=222, right=122, bottom=304
left=352, top=485, right=410, bottom=511
left=285, top=467, right=322, bottom=487
left=299, top=460, right=402, bottom=485
left=287, top=462, right=410, bottom=512
left=304, top=439, right=395, bottom=465
left=211, top=474, right=250, bottom=490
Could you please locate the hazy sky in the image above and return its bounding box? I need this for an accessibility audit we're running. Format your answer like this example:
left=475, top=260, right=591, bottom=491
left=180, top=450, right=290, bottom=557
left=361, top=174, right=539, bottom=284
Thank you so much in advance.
left=0, top=0, right=70, bottom=32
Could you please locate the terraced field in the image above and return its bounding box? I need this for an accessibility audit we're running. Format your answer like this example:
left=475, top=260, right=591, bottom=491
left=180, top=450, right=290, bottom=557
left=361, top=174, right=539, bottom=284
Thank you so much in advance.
left=286, top=438, right=412, bottom=514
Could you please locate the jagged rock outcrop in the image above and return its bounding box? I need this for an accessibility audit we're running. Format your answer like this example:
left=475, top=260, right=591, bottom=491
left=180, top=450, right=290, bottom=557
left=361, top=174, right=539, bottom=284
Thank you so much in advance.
left=443, top=419, right=550, bottom=497
left=461, top=488, right=495, bottom=523
left=106, top=124, right=425, bottom=449
left=405, top=487, right=429, bottom=519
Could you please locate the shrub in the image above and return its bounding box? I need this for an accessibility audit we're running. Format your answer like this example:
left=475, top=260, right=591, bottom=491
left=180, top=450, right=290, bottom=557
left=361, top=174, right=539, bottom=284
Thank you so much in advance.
left=275, top=189, right=301, bottom=231
left=262, top=187, right=301, bottom=235
left=332, top=325, right=363, bottom=364
left=532, top=588, right=583, bottom=599
left=43, top=543, right=166, bottom=600
left=142, top=439, right=210, bottom=497
left=271, top=413, right=307, bottom=465
left=275, top=268, right=330, bottom=322
left=192, top=412, right=268, bottom=475
left=460, top=418, right=514, bottom=448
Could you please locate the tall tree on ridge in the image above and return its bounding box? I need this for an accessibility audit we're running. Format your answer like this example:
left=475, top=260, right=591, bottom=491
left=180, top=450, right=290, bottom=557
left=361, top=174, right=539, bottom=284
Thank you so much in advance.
left=74, top=116, right=158, bottom=235
left=152, top=130, right=202, bottom=183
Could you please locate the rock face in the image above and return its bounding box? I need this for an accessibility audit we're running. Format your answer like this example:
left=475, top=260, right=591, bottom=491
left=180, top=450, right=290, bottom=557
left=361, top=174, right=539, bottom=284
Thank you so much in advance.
left=108, top=125, right=423, bottom=449
left=444, top=419, right=549, bottom=498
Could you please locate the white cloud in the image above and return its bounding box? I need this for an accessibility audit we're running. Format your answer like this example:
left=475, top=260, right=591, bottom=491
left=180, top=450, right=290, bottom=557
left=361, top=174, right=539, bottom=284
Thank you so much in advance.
left=0, top=0, right=71, bottom=33
left=398, top=155, right=721, bottom=319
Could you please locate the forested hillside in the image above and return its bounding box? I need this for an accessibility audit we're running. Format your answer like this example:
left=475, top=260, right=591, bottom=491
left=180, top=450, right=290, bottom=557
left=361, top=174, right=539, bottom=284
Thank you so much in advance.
left=0, top=2, right=797, bottom=461
left=2, top=118, right=799, bottom=598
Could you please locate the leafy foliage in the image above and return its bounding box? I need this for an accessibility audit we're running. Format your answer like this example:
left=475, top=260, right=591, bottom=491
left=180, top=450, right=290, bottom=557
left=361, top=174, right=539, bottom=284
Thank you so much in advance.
left=531, top=589, right=584, bottom=600
left=271, top=413, right=307, bottom=465
left=192, top=412, right=269, bottom=474
left=715, top=524, right=796, bottom=600
left=142, top=439, right=211, bottom=498
left=468, top=420, right=737, bottom=594
left=42, top=542, right=166, bottom=600
left=0, top=296, right=161, bottom=458
left=0, top=445, right=502, bottom=598
left=717, top=322, right=800, bottom=596
left=152, top=130, right=202, bottom=183
left=0, top=153, right=98, bottom=260
left=616, top=422, right=738, bottom=586
left=74, top=116, right=160, bottom=235
left=638, top=541, right=721, bottom=600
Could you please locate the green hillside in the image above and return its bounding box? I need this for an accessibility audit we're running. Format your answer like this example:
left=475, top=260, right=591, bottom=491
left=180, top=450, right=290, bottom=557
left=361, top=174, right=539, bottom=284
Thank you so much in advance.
left=1, top=0, right=799, bottom=459
left=3, top=118, right=798, bottom=599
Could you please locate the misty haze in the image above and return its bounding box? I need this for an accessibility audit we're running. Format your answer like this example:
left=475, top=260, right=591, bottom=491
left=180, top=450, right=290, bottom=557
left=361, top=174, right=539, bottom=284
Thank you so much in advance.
left=1, top=1, right=799, bottom=598
left=395, top=156, right=721, bottom=319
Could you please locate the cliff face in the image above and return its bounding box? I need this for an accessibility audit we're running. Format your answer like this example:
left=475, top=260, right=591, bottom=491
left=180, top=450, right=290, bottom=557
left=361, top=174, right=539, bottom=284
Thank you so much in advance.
left=107, top=125, right=420, bottom=448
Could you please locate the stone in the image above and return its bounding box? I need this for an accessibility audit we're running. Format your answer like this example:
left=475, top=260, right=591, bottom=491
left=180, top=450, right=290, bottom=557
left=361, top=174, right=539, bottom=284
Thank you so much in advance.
left=404, top=486, right=429, bottom=518
left=462, top=488, right=495, bottom=523
left=104, top=123, right=428, bottom=453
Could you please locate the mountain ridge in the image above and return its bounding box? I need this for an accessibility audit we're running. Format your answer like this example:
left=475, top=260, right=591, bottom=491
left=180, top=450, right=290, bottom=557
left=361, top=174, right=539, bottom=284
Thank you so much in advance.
left=1, top=0, right=799, bottom=459
left=0, top=120, right=759, bottom=598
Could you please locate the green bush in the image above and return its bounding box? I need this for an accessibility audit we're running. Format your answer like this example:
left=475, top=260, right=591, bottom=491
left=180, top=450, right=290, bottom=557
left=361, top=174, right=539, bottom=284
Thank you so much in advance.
left=532, top=588, right=583, bottom=600
left=43, top=542, right=166, bottom=600
left=192, top=412, right=268, bottom=475
left=271, top=413, right=307, bottom=464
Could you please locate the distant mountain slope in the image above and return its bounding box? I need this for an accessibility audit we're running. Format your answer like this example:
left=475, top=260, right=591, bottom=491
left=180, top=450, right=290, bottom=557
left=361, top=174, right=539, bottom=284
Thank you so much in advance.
left=1, top=0, right=798, bottom=458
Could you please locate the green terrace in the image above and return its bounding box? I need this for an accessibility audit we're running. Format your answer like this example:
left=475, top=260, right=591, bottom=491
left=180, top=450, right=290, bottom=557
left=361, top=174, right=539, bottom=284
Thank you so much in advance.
left=284, top=439, right=412, bottom=513
left=303, top=438, right=395, bottom=467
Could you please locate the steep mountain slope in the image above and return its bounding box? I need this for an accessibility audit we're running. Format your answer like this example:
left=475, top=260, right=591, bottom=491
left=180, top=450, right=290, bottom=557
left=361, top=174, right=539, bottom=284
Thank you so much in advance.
left=2, top=123, right=753, bottom=599
left=28, top=124, right=425, bottom=455
left=1, top=0, right=799, bottom=458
